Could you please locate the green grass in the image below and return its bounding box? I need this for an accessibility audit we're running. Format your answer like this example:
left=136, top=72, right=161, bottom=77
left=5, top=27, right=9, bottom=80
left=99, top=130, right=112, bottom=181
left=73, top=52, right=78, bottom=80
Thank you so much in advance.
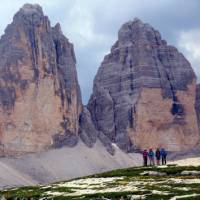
left=91, top=165, right=200, bottom=178
left=1, top=165, right=200, bottom=200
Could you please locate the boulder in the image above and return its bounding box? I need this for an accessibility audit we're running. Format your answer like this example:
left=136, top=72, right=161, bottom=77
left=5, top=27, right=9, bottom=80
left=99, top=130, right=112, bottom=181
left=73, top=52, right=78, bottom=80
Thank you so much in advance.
left=140, top=171, right=167, bottom=176
left=181, top=170, right=200, bottom=176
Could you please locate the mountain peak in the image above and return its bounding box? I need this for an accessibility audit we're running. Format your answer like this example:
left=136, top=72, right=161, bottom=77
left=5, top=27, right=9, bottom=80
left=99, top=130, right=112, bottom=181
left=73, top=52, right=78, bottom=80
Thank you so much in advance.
left=132, top=17, right=143, bottom=24
left=117, top=18, right=162, bottom=48
left=20, top=3, right=43, bottom=14
left=12, top=3, right=44, bottom=24
left=53, top=23, right=63, bottom=35
left=119, top=18, right=144, bottom=31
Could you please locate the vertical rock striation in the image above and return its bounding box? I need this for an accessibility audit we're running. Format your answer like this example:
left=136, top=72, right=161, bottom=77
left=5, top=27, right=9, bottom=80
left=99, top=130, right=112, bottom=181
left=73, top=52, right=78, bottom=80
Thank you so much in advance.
left=88, top=18, right=200, bottom=152
left=195, top=84, right=200, bottom=130
left=0, top=4, right=82, bottom=155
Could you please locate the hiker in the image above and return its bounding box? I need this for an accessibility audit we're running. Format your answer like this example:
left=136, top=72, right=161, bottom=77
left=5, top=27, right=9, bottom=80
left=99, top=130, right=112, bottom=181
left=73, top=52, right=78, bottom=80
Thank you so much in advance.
left=148, top=149, right=155, bottom=166
left=155, top=148, right=161, bottom=165
left=142, top=149, right=148, bottom=166
left=160, top=148, right=167, bottom=165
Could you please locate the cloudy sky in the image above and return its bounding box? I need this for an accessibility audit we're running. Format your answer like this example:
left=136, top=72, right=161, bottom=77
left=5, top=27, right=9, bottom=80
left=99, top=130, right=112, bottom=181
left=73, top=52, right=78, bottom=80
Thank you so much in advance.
left=0, top=0, right=199, bottom=104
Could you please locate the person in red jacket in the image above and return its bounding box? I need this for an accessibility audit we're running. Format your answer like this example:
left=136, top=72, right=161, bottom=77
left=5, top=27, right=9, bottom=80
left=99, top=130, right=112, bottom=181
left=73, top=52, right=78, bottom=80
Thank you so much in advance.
left=143, top=149, right=148, bottom=166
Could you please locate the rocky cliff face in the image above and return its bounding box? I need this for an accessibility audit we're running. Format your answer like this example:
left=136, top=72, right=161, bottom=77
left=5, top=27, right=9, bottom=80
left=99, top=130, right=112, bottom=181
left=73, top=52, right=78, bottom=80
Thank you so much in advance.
left=0, top=4, right=82, bottom=155
left=195, top=84, right=200, bottom=129
left=79, top=106, right=114, bottom=154
left=88, top=18, right=200, bottom=152
left=0, top=4, right=199, bottom=156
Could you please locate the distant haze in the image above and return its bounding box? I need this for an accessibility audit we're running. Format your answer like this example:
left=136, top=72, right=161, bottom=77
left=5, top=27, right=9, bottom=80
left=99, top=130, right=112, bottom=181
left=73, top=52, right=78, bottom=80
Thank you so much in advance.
left=0, top=0, right=199, bottom=104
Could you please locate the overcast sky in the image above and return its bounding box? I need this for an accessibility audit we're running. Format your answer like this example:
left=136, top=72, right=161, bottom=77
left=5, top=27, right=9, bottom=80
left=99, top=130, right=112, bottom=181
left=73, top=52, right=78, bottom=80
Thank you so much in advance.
left=0, top=0, right=199, bottom=104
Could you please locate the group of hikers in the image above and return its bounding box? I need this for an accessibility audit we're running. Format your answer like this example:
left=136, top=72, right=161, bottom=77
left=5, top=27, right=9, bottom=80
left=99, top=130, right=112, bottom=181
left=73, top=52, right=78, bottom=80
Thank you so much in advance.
left=142, top=148, right=167, bottom=166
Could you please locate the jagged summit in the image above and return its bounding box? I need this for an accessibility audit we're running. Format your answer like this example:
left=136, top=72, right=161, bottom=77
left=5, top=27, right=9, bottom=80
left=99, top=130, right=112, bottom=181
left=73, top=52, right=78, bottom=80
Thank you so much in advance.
left=133, top=17, right=143, bottom=22
left=11, top=3, right=47, bottom=30
left=53, top=23, right=63, bottom=35
left=20, top=3, right=43, bottom=14
left=121, top=17, right=144, bottom=27
left=116, top=18, right=166, bottom=49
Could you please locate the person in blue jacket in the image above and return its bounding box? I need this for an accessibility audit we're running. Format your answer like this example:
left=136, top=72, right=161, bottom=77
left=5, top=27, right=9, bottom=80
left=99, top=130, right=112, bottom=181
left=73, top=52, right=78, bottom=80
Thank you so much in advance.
left=148, top=149, right=155, bottom=166
left=160, top=148, right=167, bottom=165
